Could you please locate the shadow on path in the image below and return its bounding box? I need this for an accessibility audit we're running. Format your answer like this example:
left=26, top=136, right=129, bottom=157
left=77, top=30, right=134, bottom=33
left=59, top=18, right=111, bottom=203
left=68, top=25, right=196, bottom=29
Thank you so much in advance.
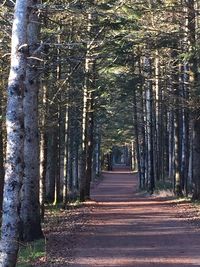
left=69, top=171, right=200, bottom=267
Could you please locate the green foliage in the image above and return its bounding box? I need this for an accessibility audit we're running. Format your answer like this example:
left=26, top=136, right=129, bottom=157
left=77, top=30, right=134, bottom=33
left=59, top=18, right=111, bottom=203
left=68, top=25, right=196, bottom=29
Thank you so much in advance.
left=155, top=180, right=173, bottom=191
left=17, top=239, right=45, bottom=267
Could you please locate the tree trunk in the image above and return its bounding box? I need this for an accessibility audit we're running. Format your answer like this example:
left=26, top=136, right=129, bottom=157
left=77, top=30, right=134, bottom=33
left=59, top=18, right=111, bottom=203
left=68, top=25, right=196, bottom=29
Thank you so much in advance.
left=168, top=83, right=174, bottom=181
left=39, top=83, right=47, bottom=220
left=145, top=56, right=155, bottom=193
left=154, top=52, right=163, bottom=181
left=192, top=119, right=200, bottom=199
left=0, top=82, right=4, bottom=211
left=79, top=71, right=88, bottom=201
left=79, top=12, right=96, bottom=201
left=46, top=129, right=57, bottom=201
left=20, top=0, right=43, bottom=241
left=133, top=86, right=142, bottom=188
left=181, top=64, right=189, bottom=196
left=172, top=52, right=183, bottom=197
left=63, top=102, right=69, bottom=207
left=67, top=112, right=74, bottom=200
left=186, top=0, right=200, bottom=199
left=0, top=0, right=29, bottom=265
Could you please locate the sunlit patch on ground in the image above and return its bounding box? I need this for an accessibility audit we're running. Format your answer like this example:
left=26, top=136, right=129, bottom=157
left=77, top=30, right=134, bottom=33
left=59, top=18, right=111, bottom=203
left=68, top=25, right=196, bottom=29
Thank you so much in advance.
left=36, top=171, right=200, bottom=266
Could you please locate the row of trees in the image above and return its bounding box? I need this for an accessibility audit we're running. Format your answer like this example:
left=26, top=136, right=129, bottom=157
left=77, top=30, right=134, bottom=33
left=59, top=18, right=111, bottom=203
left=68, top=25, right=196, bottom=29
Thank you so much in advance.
left=131, top=0, right=200, bottom=197
left=1, top=0, right=200, bottom=266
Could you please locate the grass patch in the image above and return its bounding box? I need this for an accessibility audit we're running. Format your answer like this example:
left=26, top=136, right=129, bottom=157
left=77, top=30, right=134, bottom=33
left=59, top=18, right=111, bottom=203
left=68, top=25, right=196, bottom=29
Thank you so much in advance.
left=153, top=180, right=174, bottom=197
left=175, top=196, right=191, bottom=203
left=46, top=203, right=62, bottom=213
left=17, top=238, right=45, bottom=267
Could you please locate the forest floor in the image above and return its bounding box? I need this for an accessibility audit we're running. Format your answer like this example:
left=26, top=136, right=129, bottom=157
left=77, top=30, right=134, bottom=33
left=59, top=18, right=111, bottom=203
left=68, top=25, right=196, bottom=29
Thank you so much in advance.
left=35, top=171, right=200, bottom=267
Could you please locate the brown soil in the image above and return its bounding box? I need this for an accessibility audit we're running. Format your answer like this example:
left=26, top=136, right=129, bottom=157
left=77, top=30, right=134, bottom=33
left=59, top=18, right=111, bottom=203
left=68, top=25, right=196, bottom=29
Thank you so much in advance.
left=39, top=171, right=200, bottom=266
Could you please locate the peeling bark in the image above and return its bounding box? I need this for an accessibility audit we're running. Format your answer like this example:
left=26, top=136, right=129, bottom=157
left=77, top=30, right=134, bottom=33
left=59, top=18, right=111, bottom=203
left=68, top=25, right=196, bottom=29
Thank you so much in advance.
left=0, top=0, right=29, bottom=265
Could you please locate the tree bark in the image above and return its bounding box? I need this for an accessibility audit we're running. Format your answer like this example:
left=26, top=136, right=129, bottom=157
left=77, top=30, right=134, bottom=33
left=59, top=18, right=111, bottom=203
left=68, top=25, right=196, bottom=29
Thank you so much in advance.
left=46, top=129, right=57, bottom=202
left=186, top=0, right=200, bottom=200
left=0, top=0, right=29, bottom=265
left=39, top=83, right=47, bottom=220
left=172, top=51, right=183, bottom=197
left=144, top=56, right=155, bottom=193
left=20, top=0, right=43, bottom=241
left=133, top=86, right=142, bottom=188
left=0, top=79, right=4, bottom=211
left=79, top=12, right=95, bottom=201
left=63, top=102, right=69, bottom=207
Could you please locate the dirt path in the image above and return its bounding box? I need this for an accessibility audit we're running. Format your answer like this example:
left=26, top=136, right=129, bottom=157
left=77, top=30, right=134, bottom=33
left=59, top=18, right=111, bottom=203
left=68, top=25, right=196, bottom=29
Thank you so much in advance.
left=67, top=171, right=200, bottom=267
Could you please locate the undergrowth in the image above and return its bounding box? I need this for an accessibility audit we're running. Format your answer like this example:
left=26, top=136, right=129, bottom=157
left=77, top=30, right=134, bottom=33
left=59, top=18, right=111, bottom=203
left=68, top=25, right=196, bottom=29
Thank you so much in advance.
left=155, top=180, right=173, bottom=191
left=17, top=239, right=45, bottom=267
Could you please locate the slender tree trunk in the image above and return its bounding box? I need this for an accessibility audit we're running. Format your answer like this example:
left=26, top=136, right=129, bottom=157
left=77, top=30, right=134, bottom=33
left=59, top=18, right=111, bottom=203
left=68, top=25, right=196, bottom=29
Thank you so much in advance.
left=155, top=52, right=163, bottom=181
left=172, top=52, right=183, bottom=197
left=0, top=0, right=29, bottom=265
left=131, top=141, right=136, bottom=171
left=188, top=125, right=193, bottom=185
left=39, top=125, right=47, bottom=220
left=168, top=83, right=174, bottom=181
left=39, top=83, right=47, bottom=220
left=145, top=56, right=155, bottom=193
left=94, top=126, right=101, bottom=177
left=192, top=119, right=200, bottom=199
left=140, top=89, right=147, bottom=188
left=85, top=69, right=95, bottom=199
left=67, top=112, right=74, bottom=200
left=53, top=25, right=62, bottom=205
left=53, top=108, right=62, bottom=205
left=74, top=140, right=79, bottom=193
left=174, top=106, right=182, bottom=197
left=63, top=102, right=69, bottom=208
left=79, top=72, right=88, bottom=201
left=133, top=86, right=142, bottom=188
left=181, top=65, right=189, bottom=196
left=0, top=83, right=4, bottom=211
left=46, top=129, right=57, bottom=201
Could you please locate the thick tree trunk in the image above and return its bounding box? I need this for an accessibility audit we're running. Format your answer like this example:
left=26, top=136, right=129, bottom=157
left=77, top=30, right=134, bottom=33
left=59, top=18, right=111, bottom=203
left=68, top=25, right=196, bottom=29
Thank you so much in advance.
left=186, top=0, right=200, bottom=199
left=20, top=0, right=43, bottom=241
left=170, top=49, right=183, bottom=197
left=0, top=0, right=29, bottom=265
left=79, top=12, right=96, bottom=201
